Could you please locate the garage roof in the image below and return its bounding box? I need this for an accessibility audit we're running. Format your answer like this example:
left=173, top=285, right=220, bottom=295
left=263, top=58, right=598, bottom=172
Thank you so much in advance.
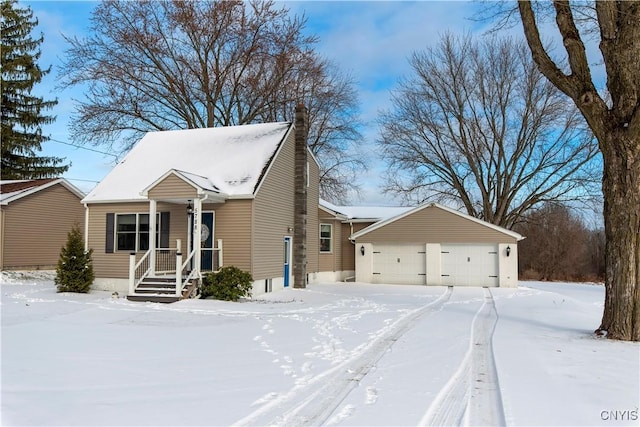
left=350, top=202, right=523, bottom=241
left=320, top=199, right=413, bottom=222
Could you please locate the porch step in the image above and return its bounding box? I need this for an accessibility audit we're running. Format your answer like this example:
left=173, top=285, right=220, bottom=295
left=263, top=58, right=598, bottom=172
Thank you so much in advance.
left=127, top=294, right=181, bottom=303
left=127, top=276, right=199, bottom=303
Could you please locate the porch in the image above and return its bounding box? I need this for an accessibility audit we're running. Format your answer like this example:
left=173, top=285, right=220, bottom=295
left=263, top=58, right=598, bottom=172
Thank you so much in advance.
left=126, top=238, right=223, bottom=303
left=125, top=170, right=228, bottom=302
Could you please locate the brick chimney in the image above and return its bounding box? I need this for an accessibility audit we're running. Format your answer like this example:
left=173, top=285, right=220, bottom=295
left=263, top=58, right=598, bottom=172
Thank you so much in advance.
left=293, top=104, right=308, bottom=288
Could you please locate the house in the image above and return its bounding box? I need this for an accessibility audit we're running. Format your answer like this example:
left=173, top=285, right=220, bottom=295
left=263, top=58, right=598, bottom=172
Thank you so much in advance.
left=351, top=202, right=523, bottom=287
left=82, top=106, right=320, bottom=301
left=0, top=178, right=85, bottom=270
left=313, top=200, right=412, bottom=282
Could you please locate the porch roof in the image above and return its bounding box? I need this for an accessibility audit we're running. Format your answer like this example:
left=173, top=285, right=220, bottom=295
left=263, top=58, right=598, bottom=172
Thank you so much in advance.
left=140, top=169, right=223, bottom=201
left=82, top=122, right=292, bottom=203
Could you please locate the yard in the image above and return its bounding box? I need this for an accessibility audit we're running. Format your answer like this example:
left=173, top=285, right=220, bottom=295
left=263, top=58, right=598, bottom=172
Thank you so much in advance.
left=1, top=271, right=638, bottom=426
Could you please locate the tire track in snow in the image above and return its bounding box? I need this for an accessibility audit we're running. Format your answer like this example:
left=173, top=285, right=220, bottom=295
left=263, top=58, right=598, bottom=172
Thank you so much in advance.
left=419, top=287, right=505, bottom=427
left=234, top=286, right=454, bottom=427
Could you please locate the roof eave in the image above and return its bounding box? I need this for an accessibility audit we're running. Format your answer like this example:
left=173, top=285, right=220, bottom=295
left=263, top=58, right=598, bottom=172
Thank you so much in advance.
left=351, top=202, right=523, bottom=241
left=2, top=178, right=85, bottom=205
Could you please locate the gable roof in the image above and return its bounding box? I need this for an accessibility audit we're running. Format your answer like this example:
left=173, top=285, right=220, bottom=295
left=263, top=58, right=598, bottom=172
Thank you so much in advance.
left=141, top=169, right=222, bottom=197
left=1, top=178, right=85, bottom=205
left=350, top=202, right=524, bottom=241
left=320, top=199, right=413, bottom=223
left=82, top=122, right=293, bottom=203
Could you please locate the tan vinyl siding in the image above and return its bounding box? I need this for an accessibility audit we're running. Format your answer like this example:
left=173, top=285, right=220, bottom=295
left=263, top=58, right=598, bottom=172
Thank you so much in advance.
left=306, top=158, right=320, bottom=273
left=355, top=206, right=518, bottom=244
left=1, top=184, right=84, bottom=269
left=252, top=132, right=295, bottom=280
left=318, top=213, right=342, bottom=273
left=147, top=174, right=198, bottom=200
left=87, top=202, right=188, bottom=278
left=342, top=222, right=374, bottom=271
left=164, top=203, right=189, bottom=252
left=206, top=199, right=252, bottom=272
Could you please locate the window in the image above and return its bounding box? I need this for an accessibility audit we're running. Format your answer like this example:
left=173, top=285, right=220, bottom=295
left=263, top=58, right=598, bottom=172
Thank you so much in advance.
left=115, top=213, right=159, bottom=252
left=320, top=224, right=332, bottom=253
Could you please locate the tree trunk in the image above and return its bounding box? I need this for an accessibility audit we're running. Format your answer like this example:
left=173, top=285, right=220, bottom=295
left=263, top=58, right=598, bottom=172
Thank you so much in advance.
left=598, top=130, right=640, bottom=341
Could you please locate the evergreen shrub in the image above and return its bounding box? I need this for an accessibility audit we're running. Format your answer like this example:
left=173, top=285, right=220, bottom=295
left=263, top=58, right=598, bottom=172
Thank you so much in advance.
left=55, top=224, right=94, bottom=293
left=201, top=266, right=253, bottom=301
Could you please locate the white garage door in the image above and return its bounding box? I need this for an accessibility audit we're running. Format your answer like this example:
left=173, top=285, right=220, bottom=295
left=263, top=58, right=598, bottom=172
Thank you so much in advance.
left=372, top=244, right=426, bottom=285
left=441, top=244, right=499, bottom=287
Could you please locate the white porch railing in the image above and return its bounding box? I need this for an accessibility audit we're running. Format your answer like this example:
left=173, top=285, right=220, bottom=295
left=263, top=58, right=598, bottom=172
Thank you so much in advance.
left=214, top=239, right=223, bottom=271
left=128, top=238, right=224, bottom=298
left=154, top=248, right=178, bottom=274
left=177, top=248, right=197, bottom=296
left=129, top=250, right=152, bottom=295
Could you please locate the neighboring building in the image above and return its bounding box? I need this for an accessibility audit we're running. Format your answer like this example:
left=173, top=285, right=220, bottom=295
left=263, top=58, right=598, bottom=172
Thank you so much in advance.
left=82, top=117, right=320, bottom=300
left=0, top=179, right=85, bottom=270
left=351, top=203, right=523, bottom=287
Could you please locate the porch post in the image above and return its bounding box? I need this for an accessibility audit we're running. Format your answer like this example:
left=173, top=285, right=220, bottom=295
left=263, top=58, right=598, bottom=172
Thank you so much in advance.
left=149, top=199, right=157, bottom=276
left=193, top=198, right=203, bottom=279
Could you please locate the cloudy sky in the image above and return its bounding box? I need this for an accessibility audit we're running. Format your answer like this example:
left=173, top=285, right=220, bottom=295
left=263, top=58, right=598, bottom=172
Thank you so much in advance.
left=26, top=1, right=515, bottom=204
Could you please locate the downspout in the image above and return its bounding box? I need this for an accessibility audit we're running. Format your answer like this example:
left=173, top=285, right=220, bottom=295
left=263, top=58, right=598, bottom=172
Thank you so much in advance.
left=84, top=204, right=89, bottom=252
left=0, top=207, right=5, bottom=269
left=343, top=221, right=356, bottom=282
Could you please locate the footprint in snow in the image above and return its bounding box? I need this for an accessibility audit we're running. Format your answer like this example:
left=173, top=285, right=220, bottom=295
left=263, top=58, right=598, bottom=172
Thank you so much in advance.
left=327, top=404, right=355, bottom=425
left=251, top=391, right=279, bottom=406
left=365, top=386, right=379, bottom=405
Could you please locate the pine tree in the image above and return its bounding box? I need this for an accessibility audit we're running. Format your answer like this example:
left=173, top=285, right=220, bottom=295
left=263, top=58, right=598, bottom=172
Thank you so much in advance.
left=1, top=0, right=68, bottom=179
left=55, top=224, right=94, bottom=293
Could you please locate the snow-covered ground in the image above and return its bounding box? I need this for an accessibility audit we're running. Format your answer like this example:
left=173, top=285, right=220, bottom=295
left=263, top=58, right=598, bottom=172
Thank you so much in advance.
left=2, top=272, right=638, bottom=426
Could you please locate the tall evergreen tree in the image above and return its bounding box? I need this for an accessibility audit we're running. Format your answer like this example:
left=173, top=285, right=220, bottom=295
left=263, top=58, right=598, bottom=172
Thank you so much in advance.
left=1, top=0, right=68, bottom=179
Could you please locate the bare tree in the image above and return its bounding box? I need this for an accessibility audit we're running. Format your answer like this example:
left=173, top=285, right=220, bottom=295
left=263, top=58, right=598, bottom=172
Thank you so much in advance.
left=516, top=202, right=597, bottom=281
left=379, top=34, right=599, bottom=229
left=261, top=60, right=364, bottom=203
left=516, top=1, right=640, bottom=341
left=59, top=0, right=362, bottom=201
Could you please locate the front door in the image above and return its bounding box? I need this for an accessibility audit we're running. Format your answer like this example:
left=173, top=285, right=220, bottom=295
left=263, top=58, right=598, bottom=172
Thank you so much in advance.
left=283, top=236, right=291, bottom=287
left=200, top=212, right=215, bottom=271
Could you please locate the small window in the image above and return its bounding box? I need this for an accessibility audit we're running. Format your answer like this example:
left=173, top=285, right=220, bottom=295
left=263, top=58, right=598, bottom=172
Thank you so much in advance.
left=116, top=214, right=137, bottom=251
left=320, top=224, right=332, bottom=253
left=115, top=213, right=159, bottom=252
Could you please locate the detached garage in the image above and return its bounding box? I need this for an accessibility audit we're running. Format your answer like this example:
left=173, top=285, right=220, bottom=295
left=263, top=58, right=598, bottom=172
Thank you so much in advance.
left=352, top=203, right=523, bottom=287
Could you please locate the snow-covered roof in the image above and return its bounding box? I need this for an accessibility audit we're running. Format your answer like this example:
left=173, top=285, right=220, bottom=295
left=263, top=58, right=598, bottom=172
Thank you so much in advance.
left=83, top=122, right=292, bottom=203
left=1, top=178, right=84, bottom=205
left=350, top=202, right=524, bottom=241
left=320, top=199, right=413, bottom=222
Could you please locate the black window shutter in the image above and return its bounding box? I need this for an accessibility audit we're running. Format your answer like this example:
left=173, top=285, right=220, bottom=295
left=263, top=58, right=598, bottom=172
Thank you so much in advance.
left=105, top=213, right=115, bottom=253
left=160, top=212, right=170, bottom=248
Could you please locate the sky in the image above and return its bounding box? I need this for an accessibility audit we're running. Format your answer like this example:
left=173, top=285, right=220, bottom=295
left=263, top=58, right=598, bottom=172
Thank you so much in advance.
left=23, top=0, right=496, bottom=204
left=21, top=0, right=609, bottom=214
